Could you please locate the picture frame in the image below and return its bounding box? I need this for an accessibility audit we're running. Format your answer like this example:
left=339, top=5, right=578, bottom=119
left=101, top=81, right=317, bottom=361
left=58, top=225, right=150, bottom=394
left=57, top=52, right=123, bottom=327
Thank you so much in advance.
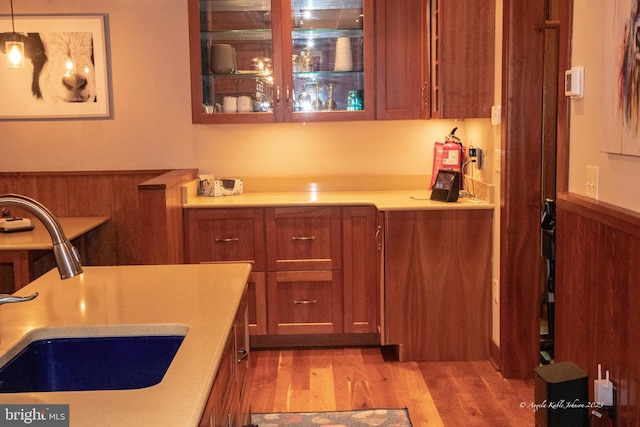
left=0, top=14, right=111, bottom=120
left=601, top=0, right=640, bottom=156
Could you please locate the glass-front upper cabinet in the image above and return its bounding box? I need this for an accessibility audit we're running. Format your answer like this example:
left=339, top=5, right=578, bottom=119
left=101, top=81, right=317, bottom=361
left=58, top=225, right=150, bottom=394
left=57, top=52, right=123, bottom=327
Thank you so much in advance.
left=188, top=0, right=373, bottom=124
left=284, top=0, right=373, bottom=122
left=189, top=0, right=284, bottom=123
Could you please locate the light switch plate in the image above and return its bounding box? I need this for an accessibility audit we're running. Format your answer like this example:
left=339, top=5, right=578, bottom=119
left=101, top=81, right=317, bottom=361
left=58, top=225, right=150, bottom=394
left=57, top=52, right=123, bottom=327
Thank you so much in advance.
left=586, top=165, right=599, bottom=199
left=565, top=66, right=584, bottom=98
left=491, top=105, right=501, bottom=125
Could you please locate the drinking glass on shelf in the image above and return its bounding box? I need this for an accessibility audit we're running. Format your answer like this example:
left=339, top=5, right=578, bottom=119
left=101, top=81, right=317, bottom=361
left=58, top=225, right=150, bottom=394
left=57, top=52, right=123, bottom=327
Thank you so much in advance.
left=324, top=84, right=337, bottom=111
left=312, top=82, right=324, bottom=111
left=297, top=79, right=312, bottom=111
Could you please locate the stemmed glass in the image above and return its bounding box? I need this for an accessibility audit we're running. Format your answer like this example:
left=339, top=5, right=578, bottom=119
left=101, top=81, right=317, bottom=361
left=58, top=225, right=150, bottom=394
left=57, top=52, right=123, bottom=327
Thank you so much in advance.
left=297, top=79, right=312, bottom=111
left=312, top=82, right=324, bottom=111
left=324, top=83, right=337, bottom=111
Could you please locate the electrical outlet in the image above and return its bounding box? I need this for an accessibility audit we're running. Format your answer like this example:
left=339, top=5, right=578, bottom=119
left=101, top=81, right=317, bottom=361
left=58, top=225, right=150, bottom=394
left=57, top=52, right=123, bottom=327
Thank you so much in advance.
left=586, top=165, right=599, bottom=199
left=494, top=149, right=503, bottom=173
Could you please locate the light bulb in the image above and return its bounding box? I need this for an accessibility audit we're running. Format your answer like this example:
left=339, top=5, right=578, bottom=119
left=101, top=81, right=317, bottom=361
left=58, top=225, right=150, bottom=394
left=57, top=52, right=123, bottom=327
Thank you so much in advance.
left=6, top=40, right=25, bottom=68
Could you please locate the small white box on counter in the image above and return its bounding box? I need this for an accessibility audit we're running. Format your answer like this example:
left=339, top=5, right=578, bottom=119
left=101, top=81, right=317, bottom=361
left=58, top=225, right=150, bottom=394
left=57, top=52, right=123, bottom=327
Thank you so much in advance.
left=199, top=175, right=243, bottom=197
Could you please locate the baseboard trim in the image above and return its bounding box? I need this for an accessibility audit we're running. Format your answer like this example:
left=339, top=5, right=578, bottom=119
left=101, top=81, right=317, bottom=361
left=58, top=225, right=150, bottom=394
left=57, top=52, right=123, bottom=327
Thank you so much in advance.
left=250, top=333, right=380, bottom=349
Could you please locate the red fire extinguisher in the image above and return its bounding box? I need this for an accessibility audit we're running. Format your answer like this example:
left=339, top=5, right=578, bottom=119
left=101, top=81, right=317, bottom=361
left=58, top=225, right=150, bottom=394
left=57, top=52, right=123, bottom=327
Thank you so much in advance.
left=430, top=127, right=465, bottom=189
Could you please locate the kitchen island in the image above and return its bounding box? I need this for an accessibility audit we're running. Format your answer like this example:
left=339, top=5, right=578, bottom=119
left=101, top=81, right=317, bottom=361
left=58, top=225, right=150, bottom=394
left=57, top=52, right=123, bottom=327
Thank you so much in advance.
left=0, top=263, right=251, bottom=426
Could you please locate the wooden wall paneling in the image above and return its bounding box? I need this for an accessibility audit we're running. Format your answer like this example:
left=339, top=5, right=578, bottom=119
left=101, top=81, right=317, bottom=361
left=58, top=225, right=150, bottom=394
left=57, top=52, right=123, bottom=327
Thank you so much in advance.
left=138, top=169, right=198, bottom=265
left=110, top=172, right=162, bottom=265
left=64, top=174, right=117, bottom=266
left=556, top=193, right=640, bottom=423
left=554, top=208, right=594, bottom=369
left=0, top=170, right=172, bottom=289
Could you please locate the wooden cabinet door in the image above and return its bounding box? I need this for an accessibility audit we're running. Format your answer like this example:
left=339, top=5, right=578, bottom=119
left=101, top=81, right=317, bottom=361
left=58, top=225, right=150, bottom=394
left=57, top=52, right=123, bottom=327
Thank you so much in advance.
left=266, top=207, right=342, bottom=271
left=185, top=208, right=266, bottom=271
left=430, top=0, right=495, bottom=118
left=384, top=209, right=492, bottom=361
left=199, top=290, right=251, bottom=427
left=375, top=0, right=425, bottom=120
left=234, top=293, right=251, bottom=427
left=267, top=270, right=344, bottom=335
left=199, top=329, right=236, bottom=427
left=185, top=208, right=267, bottom=336
left=247, top=272, right=267, bottom=336
left=342, top=206, right=379, bottom=334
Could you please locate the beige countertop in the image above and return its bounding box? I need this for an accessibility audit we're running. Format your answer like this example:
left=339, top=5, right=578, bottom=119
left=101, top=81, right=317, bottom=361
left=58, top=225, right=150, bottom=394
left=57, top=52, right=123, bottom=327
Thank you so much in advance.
left=0, top=263, right=251, bottom=427
left=0, top=217, right=109, bottom=251
left=183, top=190, right=493, bottom=210
left=181, top=176, right=495, bottom=210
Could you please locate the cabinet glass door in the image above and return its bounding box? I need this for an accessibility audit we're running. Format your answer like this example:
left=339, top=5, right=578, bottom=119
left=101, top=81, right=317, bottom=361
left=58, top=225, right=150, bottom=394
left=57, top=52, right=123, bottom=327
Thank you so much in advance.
left=285, top=0, right=373, bottom=121
left=191, top=0, right=283, bottom=123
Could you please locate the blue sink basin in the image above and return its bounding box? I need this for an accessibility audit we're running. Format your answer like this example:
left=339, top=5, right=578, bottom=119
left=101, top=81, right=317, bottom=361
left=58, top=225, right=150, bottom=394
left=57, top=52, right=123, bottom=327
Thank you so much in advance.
left=0, top=334, right=185, bottom=393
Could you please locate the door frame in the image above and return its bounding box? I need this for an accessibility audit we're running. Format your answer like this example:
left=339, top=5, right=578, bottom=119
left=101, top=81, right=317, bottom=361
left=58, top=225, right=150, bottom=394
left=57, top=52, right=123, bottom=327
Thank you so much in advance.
left=499, top=0, right=572, bottom=378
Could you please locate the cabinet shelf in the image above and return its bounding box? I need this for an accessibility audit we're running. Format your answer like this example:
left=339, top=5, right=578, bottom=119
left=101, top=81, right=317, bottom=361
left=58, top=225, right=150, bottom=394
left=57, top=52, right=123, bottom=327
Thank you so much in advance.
left=202, top=29, right=273, bottom=41
left=205, top=70, right=273, bottom=78
left=293, top=70, right=363, bottom=78
left=292, top=28, right=363, bottom=39
left=199, top=0, right=270, bottom=12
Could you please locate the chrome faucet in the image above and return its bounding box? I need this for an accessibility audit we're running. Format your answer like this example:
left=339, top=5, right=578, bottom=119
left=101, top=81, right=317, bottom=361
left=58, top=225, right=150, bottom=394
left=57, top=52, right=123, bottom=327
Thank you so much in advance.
left=0, top=194, right=84, bottom=305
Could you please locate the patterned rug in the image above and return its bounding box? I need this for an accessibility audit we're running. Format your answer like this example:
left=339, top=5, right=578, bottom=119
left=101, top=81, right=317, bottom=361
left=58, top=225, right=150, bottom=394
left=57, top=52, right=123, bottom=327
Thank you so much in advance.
left=251, top=408, right=412, bottom=427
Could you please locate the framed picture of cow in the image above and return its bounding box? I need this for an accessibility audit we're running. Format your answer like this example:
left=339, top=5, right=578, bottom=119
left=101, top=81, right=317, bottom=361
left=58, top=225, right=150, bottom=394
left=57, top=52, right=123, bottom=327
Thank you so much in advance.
left=0, top=14, right=111, bottom=120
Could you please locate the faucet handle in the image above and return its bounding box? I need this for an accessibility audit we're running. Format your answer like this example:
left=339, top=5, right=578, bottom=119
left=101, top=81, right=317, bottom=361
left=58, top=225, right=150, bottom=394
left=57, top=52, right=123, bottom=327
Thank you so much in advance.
left=0, top=292, right=38, bottom=305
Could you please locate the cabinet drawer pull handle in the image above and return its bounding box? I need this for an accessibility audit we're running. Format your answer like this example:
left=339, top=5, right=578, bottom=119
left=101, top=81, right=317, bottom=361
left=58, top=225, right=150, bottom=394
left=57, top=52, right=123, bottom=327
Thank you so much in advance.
left=293, top=299, right=317, bottom=304
left=291, top=236, right=315, bottom=241
left=215, top=238, right=239, bottom=243
left=238, top=349, right=249, bottom=363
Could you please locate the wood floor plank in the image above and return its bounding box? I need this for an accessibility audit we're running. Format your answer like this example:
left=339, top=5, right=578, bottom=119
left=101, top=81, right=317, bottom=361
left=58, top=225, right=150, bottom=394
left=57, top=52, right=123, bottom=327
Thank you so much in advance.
left=471, top=360, right=535, bottom=426
left=419, top=364, right=470, bottom=426
left=309, top=351, right=336, bottom=411
left=330, top=348, right=375, bottom=409
left=249, top=349, right=279, bottom=411
left=359, top=348, right=404, bottom=408
left=386, top=361, right=445, bottom=427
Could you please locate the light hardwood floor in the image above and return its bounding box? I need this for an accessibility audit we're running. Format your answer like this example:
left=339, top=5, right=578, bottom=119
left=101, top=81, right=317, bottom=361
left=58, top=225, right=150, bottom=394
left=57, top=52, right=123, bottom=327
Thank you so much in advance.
left=250, top=348, right=535, bottom=426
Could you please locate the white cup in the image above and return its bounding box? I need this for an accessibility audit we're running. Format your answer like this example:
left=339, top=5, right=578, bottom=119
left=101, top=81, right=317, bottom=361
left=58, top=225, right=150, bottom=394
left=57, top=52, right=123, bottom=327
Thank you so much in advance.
left=334, top=37, right=353, bottom=71
left=237, top=96, right=252, bottom=112
left=223, top=96, right=237, bottom=113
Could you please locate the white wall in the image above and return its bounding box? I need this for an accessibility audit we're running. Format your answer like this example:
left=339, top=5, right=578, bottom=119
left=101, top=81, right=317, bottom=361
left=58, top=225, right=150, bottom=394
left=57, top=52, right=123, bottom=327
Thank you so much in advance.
left=569, top=0, right=640, bottom=213
left=0, top=0, right=489, bottom=182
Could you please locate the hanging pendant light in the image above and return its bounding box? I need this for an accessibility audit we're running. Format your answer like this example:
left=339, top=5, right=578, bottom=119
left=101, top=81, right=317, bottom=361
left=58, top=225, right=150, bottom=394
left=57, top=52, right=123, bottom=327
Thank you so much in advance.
left=4, top=0, right=25, bottom=68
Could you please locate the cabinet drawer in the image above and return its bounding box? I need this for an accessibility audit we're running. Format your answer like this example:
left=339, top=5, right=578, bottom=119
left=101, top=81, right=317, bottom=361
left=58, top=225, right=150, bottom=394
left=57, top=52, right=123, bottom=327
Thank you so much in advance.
left=185, top=208, right=266, bottom=271
left=267, top=270, right=343, bottom=335
left=266, top=207, right=342, bottom=271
